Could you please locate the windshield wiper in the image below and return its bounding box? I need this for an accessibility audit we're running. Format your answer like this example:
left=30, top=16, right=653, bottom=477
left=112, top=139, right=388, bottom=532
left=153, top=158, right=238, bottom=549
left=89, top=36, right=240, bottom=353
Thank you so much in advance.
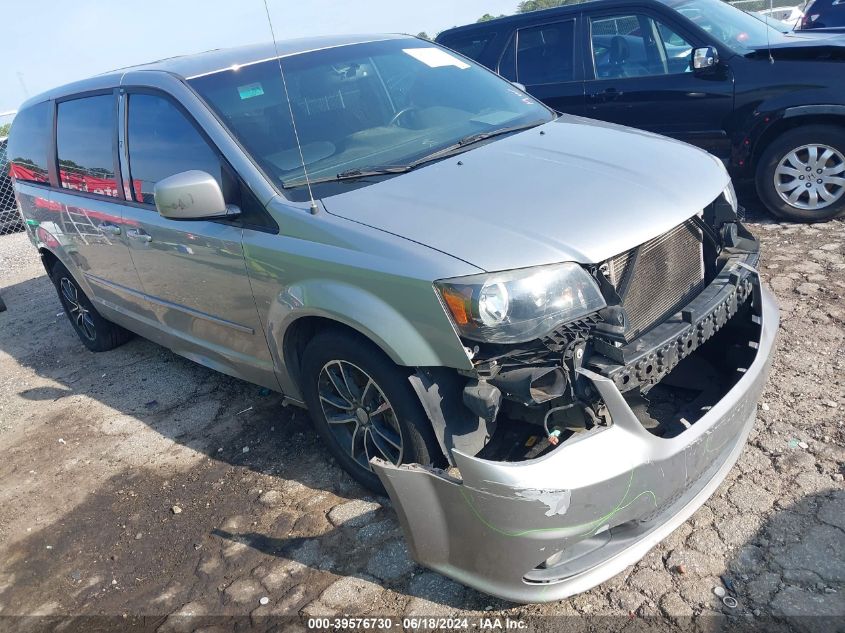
left=282, top=120, right=548, bottom=188
left=285, top=165, right=412, bottom=187
left=405, top=119, right=549, bottom=169
left=335, top=166, right=412, bottom=179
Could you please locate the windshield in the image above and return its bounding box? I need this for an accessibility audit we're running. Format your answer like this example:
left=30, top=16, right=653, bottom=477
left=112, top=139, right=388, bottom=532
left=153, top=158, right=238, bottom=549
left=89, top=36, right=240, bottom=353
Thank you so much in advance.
left=658, top=0, right=786, bottom=52
left=189, top=38, right=554, bottom=194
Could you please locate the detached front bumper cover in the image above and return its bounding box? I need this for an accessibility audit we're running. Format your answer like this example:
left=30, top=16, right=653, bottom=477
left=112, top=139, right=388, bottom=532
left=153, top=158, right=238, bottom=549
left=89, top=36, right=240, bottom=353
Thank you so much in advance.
left=373, top=280, right=778, bottom=603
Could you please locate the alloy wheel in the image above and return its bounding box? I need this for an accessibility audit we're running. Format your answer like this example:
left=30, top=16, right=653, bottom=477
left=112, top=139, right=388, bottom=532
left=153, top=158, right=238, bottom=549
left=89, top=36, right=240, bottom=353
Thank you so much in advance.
left=317, top=360, right=404, bottom=471
left=774, top=144, right=845, bottom=211
left=60, top=277, right=96, bottom=341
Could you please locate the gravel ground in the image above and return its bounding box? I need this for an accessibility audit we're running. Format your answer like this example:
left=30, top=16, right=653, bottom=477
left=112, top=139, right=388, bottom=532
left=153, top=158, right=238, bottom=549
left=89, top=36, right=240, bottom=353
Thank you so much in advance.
left=0, top=200, right=843, bottom=632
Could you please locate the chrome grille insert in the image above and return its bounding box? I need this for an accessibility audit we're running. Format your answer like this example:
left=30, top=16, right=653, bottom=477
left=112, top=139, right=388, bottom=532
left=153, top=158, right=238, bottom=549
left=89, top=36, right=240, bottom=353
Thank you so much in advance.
left=604, top=220, right=705, bottom=339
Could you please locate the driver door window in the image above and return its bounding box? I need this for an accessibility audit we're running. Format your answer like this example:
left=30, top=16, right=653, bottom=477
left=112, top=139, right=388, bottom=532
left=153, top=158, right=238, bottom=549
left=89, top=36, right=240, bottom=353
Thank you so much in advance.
left=591, top=14, right=693, bottom=79
left=127, top=94, right=224, bottom=205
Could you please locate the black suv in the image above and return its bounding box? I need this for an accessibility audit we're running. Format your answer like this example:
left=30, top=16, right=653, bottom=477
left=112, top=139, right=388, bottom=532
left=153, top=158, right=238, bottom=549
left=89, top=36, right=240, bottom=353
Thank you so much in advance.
left=799, top=0, right=845, bottom=31
left=437, top=0, right=845, bottom=222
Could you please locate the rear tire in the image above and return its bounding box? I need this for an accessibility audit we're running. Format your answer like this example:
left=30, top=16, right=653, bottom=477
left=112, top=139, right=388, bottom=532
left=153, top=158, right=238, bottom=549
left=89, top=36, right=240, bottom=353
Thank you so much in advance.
left=756, top=125, right=845, bottom=223
left=50, top=261, right=133, bottom=352
left=300, top=330, right=443, bottom=494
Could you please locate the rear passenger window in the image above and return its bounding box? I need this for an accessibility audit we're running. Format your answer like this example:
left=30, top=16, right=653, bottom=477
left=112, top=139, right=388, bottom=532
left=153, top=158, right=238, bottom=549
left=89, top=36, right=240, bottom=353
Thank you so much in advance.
left=127, top=94, right=223, bottom=205
left=6, top=102, right=51, bottom=185
left=441, top=33, right=495, bottom=61
left=57, top=95, right=119, bottom=198
left=516, top=21, right=576, bottom=85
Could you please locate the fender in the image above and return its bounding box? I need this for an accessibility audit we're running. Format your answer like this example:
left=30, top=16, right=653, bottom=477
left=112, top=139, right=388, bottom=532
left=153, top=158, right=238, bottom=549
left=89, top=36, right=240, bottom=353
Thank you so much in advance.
left=731, top=96, right=845, bottom=177
left=266, top=279, right=473, bottom=399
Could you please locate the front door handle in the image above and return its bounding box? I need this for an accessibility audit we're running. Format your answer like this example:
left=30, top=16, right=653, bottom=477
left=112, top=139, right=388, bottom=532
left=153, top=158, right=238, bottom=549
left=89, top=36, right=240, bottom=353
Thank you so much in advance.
left=589, top=88, right=624, bottom=103
left=99, top=223, right=121, bottom=236
left=126, top=228, right=153, bottom=243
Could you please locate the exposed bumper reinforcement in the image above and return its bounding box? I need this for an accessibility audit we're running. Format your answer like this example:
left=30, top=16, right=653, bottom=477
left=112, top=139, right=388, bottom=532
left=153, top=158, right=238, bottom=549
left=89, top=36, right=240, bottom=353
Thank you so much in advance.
left=373, top=285, right=778, bottom=603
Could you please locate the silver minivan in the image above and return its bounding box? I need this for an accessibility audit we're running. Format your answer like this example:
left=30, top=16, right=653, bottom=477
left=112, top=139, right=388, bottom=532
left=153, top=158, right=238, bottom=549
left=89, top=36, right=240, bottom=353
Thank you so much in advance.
left=8, top=35, right=778, bottom=602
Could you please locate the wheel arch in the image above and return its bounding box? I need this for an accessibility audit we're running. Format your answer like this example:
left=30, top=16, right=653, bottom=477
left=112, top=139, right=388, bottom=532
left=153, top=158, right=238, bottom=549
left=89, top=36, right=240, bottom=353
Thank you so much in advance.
left=38, top=247, right=60, bottom=279
left=281, top=315, right=398, bottom=401
left=751, top=111, right=845, bottom=172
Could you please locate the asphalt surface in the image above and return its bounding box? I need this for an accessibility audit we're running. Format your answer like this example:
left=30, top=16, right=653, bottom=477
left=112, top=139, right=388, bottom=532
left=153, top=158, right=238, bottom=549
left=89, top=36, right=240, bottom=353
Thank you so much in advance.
left=0, top=201, right=842, bottom=632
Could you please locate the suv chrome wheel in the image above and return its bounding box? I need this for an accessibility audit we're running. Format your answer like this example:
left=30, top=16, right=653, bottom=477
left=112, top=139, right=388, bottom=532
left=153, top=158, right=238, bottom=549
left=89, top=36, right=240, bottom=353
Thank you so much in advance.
left=60, top=277, right=96, bottom=341
left=317, top=360, right=404, bottom=471
left=774, top=143, right=845, bottom=211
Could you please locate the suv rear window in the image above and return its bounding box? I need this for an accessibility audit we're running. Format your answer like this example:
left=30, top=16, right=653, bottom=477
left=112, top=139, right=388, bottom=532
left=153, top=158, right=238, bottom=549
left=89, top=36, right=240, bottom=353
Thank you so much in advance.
left=440, top=32, right=496, bottom=60
left=6, top=102, right=51, bottom=185
left=56, top=95, right=120, bottom=198
left=516, top=21, right=576, bottom=85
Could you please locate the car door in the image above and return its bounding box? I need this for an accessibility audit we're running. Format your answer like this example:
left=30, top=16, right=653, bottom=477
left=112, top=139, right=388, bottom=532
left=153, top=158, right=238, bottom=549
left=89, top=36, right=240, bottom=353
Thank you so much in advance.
left=582, top=9, right=735, bottom=158
left=498, top=18, right=586, bottom=115
left=119, top=90, right=277, bottom=388
left=52, top=93, right=151, bottom=317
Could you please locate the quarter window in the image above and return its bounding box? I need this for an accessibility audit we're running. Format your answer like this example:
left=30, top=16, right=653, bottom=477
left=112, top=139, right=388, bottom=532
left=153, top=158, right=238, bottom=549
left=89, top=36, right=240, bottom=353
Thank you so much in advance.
left=516, top=21, right=577, bottom=85
left=127, top=94, right=223, bottom=205
left=57, top=95, right=119, bottom=198
left=6, top=102, right=51, bottom=185
left=591, top=14, right=693, bottom=79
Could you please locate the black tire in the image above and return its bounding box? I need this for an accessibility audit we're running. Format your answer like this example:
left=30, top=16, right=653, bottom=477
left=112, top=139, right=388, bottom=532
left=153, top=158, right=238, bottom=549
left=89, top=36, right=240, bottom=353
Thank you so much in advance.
left=756, top=125, right=845, bottom=223
left=300, top=330, right=444, bottom=494
left=50, top=261, right=133, bottom=352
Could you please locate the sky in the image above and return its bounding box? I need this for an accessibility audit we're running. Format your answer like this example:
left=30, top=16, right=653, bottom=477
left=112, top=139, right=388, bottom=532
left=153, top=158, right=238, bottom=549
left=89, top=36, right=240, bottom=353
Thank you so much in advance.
left=1, top=0, right=519, bottom=116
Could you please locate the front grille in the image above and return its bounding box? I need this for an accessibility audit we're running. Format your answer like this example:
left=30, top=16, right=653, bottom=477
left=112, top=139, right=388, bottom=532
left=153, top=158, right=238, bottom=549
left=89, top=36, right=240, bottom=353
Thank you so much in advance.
left=603, top=219, right=705, bottom=339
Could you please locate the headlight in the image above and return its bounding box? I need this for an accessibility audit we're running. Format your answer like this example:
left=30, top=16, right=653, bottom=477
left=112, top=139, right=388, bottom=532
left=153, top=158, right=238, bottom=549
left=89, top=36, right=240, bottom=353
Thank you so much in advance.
left=435, top=263, right=606, bottom=344
left=722, top=181, right=739, bottom=214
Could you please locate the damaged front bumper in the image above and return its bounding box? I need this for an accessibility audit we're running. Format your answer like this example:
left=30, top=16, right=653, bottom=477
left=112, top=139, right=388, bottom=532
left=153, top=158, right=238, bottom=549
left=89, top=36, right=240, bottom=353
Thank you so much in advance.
left=373, top=280, right=778, bottom=603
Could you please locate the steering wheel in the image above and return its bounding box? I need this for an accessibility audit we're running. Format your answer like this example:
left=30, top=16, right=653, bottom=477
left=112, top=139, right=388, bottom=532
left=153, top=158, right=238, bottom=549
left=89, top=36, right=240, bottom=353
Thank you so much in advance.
left=389, top=107, right=420, bottom=127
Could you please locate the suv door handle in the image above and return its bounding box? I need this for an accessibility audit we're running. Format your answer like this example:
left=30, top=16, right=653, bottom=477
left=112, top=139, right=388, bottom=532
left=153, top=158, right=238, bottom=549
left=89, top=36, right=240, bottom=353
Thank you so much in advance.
left=126, top=228, right=153, bottom=243
left=99, top=223, right=121, bottom=236
left=589, top=88, right=624, bottom=103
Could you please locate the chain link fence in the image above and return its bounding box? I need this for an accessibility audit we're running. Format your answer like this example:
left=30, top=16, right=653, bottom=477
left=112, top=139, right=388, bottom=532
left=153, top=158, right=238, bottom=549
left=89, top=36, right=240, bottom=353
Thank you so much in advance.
left=1, top=111, right=22, bottom=311
left=1, top=112, right=24, bottom=239
left=730, top=0, right=806, bottom=12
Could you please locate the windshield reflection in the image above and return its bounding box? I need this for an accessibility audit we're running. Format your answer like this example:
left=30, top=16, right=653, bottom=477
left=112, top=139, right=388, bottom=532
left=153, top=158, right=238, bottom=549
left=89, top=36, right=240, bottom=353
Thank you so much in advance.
left=189, top=38, right=554, bottom=194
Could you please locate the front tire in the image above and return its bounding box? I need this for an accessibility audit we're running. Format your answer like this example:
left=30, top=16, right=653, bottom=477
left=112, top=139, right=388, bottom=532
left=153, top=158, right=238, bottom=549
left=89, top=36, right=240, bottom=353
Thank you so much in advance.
left=756, top=125, right=845, bottom=222
left=300, top=331, right=443, bottom=494
left=50, top=261, right=133, bottom=352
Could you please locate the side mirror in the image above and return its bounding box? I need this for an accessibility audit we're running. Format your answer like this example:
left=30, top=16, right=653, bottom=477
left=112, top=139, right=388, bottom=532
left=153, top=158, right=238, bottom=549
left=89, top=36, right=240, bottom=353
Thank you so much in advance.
left=692, top=46, right=720, bottom=72
left=153, top=170, right=240, bottom=221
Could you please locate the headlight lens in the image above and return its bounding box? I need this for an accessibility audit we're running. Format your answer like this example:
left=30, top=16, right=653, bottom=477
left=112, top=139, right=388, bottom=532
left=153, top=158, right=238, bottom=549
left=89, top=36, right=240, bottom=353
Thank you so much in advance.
left=435, top=263, right=606, bottom=344
left=722, top=181, right=738, bottom=214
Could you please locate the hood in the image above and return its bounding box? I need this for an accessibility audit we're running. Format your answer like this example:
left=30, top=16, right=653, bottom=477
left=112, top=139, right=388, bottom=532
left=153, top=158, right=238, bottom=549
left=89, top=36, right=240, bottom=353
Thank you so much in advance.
left=322, top=116, right=730, bottom=272
left=749, top=32, right=845, bottom=59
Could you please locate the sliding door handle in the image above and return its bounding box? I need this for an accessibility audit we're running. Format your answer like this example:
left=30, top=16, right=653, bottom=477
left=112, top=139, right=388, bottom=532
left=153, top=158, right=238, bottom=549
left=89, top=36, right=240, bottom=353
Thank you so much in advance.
left=99, top=223, right=121, bottom=236
left=126, top=228, right=152, bottom=243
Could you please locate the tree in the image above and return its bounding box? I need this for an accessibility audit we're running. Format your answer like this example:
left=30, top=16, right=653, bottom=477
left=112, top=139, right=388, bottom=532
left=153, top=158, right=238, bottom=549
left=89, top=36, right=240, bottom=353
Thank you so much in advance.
left=477, top=13, right=506, bottom=22
left=0, top=123, right=10, bottom=137
left=417, top=31, right=431, bottom=40
left=517, top=0, right=580, bottom=13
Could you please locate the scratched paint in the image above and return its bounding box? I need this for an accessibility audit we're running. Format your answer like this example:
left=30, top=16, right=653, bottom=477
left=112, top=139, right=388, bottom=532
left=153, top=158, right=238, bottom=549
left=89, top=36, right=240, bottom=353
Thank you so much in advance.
left=515, top=488, right=572, bottom=517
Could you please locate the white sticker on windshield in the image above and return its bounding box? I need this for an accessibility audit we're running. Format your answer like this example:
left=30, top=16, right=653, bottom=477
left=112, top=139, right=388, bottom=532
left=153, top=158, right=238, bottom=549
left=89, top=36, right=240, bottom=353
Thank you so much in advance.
left=403, top=48, right=470, bottom=69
